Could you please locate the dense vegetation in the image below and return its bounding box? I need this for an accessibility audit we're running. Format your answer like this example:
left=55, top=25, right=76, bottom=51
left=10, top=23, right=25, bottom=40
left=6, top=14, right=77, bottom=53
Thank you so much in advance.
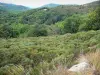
left=0, top=30, right=100, bottom=75
left=0, top=0, right=100, bottom=75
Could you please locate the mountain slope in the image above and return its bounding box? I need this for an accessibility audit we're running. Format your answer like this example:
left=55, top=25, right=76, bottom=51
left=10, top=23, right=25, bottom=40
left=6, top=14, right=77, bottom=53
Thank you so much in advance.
left=0, top=2, right=30, bottom=13
left=15, top=1, right=99, bottom=25
left=0, top=1, right=99, bottom=25
left=41, top=3, right=60, bottom=8
left=83, top=0, right=100, bottom=7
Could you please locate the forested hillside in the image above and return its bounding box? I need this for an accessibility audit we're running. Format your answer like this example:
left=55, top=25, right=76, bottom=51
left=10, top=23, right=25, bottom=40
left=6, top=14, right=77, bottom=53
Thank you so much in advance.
left=15, top=0, right=100, bottom=25
left=0, top=0, right=100, bottom=75
left=0, top=1, right=100, bottom=38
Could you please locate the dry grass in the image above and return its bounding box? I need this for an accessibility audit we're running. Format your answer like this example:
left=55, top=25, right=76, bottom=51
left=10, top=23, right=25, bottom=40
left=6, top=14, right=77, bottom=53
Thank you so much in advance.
left=41, top=50, right=100, bottom=75
left=43, top=66, right=76, bottom=75
left=41, top=66, right=93, bottom=75
left=86, top=50, right=100, bottom=75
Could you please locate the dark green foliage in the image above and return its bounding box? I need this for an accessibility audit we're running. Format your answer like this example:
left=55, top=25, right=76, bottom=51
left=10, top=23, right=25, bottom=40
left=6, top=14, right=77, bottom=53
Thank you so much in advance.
left=63, top=15, right=81, bottom=33
left=0, top=10, right=18, bottom=25
left=86, top=7, right=100, bottom=30
left=0, top=24, right=13, bottom=38
left=27, top=25, right=48, bottom=37
left=18, top=9, right=63, bottom=25
left=78, top=7, right=100, bottom=31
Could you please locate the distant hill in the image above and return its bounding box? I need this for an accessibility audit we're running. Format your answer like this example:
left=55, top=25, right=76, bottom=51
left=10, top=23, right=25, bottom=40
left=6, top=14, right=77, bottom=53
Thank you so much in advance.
left=0, top=2, right=30, bottom=13
left=41, top=3, right=60, bottom=8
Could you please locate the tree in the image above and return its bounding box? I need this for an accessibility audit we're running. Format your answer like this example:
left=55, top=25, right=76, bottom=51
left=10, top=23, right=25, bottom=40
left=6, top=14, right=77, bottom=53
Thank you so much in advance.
left=0, top=24, right=13, bottom=38
left=27, top=25, right=48, bottom=37
left=85, top=7, right=100, bottom=30
left=63, top=15, right=81, bottom=33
